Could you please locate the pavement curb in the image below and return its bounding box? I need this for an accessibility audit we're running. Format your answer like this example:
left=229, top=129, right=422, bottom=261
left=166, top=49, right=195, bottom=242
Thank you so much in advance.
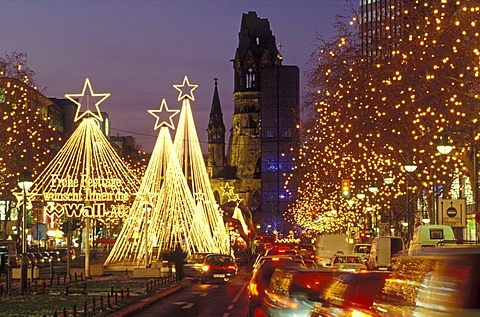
left=107, top=279, right=192, bottom=317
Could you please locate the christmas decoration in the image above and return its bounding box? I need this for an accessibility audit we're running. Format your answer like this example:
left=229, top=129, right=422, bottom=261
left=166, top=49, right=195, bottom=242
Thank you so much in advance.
left=173, top=76, right=229, bottom=254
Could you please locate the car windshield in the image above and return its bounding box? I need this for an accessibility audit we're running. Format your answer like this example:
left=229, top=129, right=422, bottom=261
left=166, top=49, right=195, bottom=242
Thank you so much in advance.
left=187, top=253, right=208, bottom=263
left=334, top=256, right=362, bottom=264
left=207, top=255, right=234, bottom=265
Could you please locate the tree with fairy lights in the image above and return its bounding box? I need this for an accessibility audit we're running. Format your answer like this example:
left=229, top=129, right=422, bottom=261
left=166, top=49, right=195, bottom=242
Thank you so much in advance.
left=288, top=0, right=480, bottom=234
left=0, top=76, right=61, bottom=239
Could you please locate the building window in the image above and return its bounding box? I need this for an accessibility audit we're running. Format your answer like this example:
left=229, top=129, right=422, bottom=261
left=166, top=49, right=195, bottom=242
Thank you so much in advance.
left=246, top=68, right=256, bottom=89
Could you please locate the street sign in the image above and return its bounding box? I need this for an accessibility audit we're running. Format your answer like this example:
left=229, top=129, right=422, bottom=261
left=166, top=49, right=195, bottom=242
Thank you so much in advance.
left=349, top=226, right=359, bottom=239
left=438, top=199, right=467, bottom=227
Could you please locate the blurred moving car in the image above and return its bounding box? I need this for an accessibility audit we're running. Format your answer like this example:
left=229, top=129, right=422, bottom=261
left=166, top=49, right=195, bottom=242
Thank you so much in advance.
left=366, top=236, right=404, bottom=270
left=316, top=234, right=353, bottom=267
left=352, top=243, right=371, bottom=263
left=253, top=248, right=299, bottom=269
left=298, top=243, right=316, bottom=262
left=262, top=267, right=339, bottom=317
left=372, top=246, right=480, bottom=316
left=184, top=252, right=210, bottom=278
left=408, top=224, right=456, bottom=254
left=331, top=254, right=367, bottom=272
left=200, top=254, right=237, bottom=284
left=247, top=256, right=306, bottom=317
left=311, top=271, right=390, bottom=317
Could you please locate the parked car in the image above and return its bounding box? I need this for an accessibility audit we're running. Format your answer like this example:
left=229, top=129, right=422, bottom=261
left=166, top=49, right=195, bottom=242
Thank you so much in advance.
left=331, top=254, right=367, bottom=272
left=32, top=252, right=46, bottom=267
left=26, top=253, right=38, bottom=267
left=372, top=246, right=480, bottom=316
left=310, top=271, right=390, bottom=316
left=247, top=256, right=306, bottom=317
left=262, top=267, right=339, bottom=317
left=200, top=254, right=237, bottom=283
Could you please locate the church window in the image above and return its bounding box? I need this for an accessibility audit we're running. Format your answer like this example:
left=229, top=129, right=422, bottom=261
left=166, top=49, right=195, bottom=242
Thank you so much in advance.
left=246, top=67, right=256, bottom=89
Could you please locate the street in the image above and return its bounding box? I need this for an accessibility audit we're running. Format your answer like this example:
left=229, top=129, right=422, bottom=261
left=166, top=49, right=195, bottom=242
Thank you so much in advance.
left=133, top=273, right=250, bottom=317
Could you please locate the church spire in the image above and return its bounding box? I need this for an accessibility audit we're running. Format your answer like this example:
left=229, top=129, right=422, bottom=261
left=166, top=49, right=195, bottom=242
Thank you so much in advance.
left=207, top=77, right=225, bottom=143
left=206, top=78, right=226, bottom=178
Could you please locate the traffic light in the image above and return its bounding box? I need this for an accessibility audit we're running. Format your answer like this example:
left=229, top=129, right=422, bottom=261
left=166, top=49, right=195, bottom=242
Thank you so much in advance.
left=227, top=221, right=235, bottom=231
left=341, top=179, right=351, bottom=197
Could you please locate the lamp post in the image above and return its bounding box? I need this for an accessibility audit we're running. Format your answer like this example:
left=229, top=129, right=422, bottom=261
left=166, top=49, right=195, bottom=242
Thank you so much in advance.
left=437, top=131, right=478, bottom=241
left=403, top=163, right=417, bottom=241
left=143, top=203, right=152, bottom=268
left=18, top=170, right=33, bottom=295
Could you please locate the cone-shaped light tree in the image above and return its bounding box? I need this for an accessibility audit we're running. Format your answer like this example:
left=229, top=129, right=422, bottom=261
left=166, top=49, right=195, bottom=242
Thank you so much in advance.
left=173, top=76, right=229, bottom=254
left=105, top=97, right=218, bottom=267
left=30, top=78, right=140, bottom=216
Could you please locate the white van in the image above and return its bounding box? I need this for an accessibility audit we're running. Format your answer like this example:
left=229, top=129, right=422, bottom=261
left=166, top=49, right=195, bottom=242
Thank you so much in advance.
left=367, top=236, right=404, bottom=270
left=315, top=234, right=353, bottom=267
left=408, top=224, right=456, bottom=255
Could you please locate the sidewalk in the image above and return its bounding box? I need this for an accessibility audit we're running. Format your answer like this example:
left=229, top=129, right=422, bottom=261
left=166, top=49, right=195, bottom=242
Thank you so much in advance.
left=106, top=278, right=193, bottom=317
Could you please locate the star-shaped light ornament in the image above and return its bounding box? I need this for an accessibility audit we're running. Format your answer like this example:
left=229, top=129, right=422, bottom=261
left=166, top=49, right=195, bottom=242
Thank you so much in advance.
left=65, top=78, right=111, bottom=122
left=221, top=182, right=234, bottom=198
left=233, top=194, right=243, bottom=206
left=148, top=99, right=180, bottom=130
left=194, top=192, right=206, bottom=202
left=173, top=76, right=198, bottom=101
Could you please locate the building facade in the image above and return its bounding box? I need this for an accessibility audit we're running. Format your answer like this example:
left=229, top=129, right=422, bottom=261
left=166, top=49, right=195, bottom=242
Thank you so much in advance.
left=207, top=11, right=299, bottom=224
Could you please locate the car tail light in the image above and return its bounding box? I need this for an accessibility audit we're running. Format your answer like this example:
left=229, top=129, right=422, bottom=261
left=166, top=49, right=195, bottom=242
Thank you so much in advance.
left=248, top=282, right=259, bottom=296
left=351, top=309, right=372, bottom=317
left=202, top=265, right=210, bottom=272
left=228, top=265, right=237, bottom=270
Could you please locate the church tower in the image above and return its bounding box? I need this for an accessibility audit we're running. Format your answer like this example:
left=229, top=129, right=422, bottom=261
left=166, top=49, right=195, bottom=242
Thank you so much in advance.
left=207, top=78, right=226, bottom=178
left=209, top=11, right=299, bottom=226
left=228, top=11, right=282, bottom=178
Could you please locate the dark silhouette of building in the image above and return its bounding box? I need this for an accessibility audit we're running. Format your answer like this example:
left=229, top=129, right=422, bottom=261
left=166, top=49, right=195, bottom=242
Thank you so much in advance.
left=207, top=11, right=299, bottom=223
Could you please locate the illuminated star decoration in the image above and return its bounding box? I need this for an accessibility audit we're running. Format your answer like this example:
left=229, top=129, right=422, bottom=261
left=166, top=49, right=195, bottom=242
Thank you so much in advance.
left=173, top=75, right=198, bottom=101
left=65, top=78, right=111, bottom=122
left=194, top=192, right=205, bottom=202
left=221, top=182, right=234, bottom=198
left=148, top=98, right=180, bottom=130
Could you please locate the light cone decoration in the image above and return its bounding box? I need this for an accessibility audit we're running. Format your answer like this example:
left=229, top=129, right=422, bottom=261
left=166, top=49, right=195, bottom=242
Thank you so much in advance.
left=105, top=98, right=217, bottom=267
left=173, top=76, right=229, bottom=254
left=30, top=78, right=139, bottom=218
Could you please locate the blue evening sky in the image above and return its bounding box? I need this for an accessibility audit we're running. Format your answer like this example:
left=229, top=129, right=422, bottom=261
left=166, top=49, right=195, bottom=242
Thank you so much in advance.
left=2, top=0, right=351, bottom=152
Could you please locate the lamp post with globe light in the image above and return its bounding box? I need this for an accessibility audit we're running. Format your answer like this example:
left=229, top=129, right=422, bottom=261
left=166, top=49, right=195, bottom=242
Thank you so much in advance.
left=18, top=170, right=33, bottom=295
left=403, top=162, right=418, bottom=241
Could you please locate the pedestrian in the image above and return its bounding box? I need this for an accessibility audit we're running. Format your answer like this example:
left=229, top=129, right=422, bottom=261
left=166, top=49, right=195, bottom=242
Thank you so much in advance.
left=172, top=243, right=186, bottom=281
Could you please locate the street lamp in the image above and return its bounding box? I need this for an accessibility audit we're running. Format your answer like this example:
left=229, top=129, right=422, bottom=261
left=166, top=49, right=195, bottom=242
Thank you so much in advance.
left=437, top=130, right=478, bottom=241
left=403, top=162, right=417, bottom=241
left=143, top=202, right=152, bottom=268
left=18, top=170, right=33, bottom=295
